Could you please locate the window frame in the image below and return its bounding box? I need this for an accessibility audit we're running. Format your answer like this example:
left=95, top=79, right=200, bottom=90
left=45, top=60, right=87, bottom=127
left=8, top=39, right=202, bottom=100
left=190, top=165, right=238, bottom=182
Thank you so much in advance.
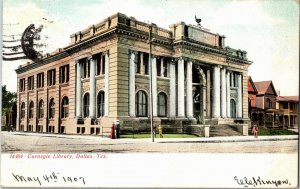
left=20, top=102, right=25, bottom=119
left=83, top=93, right=90, bottom=117
left=38, top=100, right=44, bottom=118
left=136, top=90, right=148, bottom=117
left=157, top=92, right=167, bottom=117
left=61, top=96, right=69, bottom=118
left=49, top=98, right=55, bottom=119
left=97, top=91, right=105, bottom=118
left=28, top=101, right=34, bottom=119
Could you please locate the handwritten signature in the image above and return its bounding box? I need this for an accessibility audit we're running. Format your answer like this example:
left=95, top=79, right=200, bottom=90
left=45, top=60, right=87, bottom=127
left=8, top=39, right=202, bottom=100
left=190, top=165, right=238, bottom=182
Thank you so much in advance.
left=12, top=172, right=85, bottom=186
left=234, top=176, right=291, bottom=187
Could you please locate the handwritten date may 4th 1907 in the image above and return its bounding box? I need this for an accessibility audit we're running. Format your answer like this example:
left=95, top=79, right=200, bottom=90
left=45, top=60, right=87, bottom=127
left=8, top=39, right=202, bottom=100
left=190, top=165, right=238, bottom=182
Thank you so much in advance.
left=12, top=172, right=86, bottom=186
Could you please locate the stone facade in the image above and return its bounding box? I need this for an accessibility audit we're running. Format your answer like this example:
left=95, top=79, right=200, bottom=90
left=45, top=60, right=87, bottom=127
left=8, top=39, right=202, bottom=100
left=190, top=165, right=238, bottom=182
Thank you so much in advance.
left=15, top=13, right=252, bottom=135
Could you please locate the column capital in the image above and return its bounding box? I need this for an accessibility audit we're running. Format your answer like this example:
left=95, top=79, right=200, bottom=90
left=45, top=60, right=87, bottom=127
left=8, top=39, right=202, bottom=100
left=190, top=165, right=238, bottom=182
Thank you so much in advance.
left=188, top=59, right=194, bottom=63
left=75, top=59, right=80, bottom=64
left=180, top=56, right=189, bottom=62
left=87, top=56, right=93, bottom=61
left=129, top=49, right=138, bottom=56
left=102, top=50, right=109, bottom=56
left=151, top=54, right=158, bottom=59
left=176, top=57, right=184, bottom=62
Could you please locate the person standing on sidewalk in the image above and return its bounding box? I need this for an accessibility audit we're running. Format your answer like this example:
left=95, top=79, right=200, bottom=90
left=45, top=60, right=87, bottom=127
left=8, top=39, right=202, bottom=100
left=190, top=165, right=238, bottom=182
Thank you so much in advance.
left=252, top=123, right=258, bottom=138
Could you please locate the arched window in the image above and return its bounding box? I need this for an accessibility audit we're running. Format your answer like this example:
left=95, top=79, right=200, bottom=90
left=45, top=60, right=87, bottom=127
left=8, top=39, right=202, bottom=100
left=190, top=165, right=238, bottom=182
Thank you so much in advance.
left=49, top=98, right=55, bottom=119
left=230, top=99, right=236, bottom=118
left=20, top=102, right=25, bottom=119
left=28, top=101, right=34, bottom=119
left=158, top=92, right=167, bottom=117
left=38, top=100, right=44, bottom=118
left=97, top=91, right=105, bottom=117
left=83, top=93, right=90, bottom=117
left=61, top=96, right=69, bottom=118
left=136, top=90, right=147, bottom=117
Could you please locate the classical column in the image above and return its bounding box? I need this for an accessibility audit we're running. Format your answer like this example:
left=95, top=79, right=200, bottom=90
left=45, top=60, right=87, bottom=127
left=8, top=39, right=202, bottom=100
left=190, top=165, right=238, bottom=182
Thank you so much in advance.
left=212, top=65, right=220, bottom=118
left=75, top=60, right=82, bottom=118
left=104, top=51, right=109, bottom=116
left=206, top=69, right=211, bottom=118
left=226, top=71, right=231, bottom=117
left=151, top=56, right=157, bottom=117
left=237, top=73, right=242, bottom=118
left=129, top=50, right=136, bottom=117
left=169, top=61, right=176, bottom=117
left=221, top=68, right=226, bottom=118
left=177, top=58, right=185, bottom=117
left=186, top=60, right=193, bottom=118
left=89, top=57, right=96, bottom=118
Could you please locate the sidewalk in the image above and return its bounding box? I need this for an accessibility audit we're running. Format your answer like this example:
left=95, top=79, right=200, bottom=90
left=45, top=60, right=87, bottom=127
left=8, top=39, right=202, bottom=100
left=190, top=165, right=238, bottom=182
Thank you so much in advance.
left=2, top=131, right=298, bottom=143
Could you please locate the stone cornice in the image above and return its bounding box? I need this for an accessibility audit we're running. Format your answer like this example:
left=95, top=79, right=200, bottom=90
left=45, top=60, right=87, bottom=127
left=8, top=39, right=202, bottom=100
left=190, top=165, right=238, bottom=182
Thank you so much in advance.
left=15, top=52, right=69, bottom=74
left=226, top=56, right=252, bottom=65
left=175, top=40, right=252, bottom=65
left=15, top=21, right=252, bottom=74
left=116, top=28, right=173, bottom=48
left=65, top=28, right=117, bottom=54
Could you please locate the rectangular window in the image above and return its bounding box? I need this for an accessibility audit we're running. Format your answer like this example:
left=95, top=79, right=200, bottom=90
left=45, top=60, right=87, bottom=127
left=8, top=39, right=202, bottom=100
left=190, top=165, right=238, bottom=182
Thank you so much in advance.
left=37, top=73, right=44, bottom=88
left=290, top=103, right=294, bottom=110
left=157, top=59, right=161, bottom=76
left=143, top=53, right=149, bottom=75
left=163, top=61, right=168, bottom=77
left=136, top=53, right=141, bottom=74
left=28, top=76, right=34, bottom=90
left=96, top=54, right=105, bottom=76
left=234, top=73, right=238, bottom=87
left=230, top=73, right=238, bottom=87
left=19, top=78, right=25, bottom=92
left=59, top=65, right=69, bottom=84
left=47, top=69, right=56, bottom=86
left=102, top=55, right=105, bottom=75
left=82, top=60, right=90, bottom=78
left=283, top=102, right=288, bottom=109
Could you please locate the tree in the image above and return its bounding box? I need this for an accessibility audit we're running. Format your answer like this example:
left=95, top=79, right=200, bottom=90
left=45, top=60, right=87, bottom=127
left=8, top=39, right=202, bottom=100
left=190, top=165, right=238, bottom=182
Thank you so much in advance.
left=2, top=85, right=17, bottom=115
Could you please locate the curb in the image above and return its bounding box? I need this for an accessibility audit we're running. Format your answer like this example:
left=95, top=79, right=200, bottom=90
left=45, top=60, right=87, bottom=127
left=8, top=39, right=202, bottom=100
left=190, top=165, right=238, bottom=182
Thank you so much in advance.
left=156, top=137, right=298, bottom=143
left=2, top=132, right=298, bottom=144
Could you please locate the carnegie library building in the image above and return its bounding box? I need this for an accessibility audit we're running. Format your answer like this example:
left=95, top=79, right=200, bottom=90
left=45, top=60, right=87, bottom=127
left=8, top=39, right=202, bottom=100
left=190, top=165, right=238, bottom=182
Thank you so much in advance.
left=15, top=13, right=252, bottom=136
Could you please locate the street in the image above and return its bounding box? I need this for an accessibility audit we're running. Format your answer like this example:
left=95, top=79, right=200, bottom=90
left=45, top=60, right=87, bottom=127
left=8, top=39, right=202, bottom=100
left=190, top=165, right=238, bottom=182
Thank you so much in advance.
left=1, top=132, right=298, bottom=153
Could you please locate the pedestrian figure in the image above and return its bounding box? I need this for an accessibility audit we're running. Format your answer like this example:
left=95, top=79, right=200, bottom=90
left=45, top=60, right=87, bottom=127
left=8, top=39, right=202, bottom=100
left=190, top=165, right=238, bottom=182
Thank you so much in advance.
left=252, top=124, right=258, bottom=138
left=110, top=123, right=115, bottom=139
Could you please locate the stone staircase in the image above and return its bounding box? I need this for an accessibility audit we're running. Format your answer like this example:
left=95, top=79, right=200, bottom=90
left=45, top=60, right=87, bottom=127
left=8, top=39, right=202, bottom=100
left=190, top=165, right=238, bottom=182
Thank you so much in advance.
left=209, top=125, right=242, bottom=137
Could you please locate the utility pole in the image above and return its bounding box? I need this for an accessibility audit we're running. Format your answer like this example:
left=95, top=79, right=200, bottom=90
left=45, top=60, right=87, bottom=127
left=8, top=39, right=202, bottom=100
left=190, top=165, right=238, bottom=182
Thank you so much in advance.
left=148, top=24, right=154, bottom=142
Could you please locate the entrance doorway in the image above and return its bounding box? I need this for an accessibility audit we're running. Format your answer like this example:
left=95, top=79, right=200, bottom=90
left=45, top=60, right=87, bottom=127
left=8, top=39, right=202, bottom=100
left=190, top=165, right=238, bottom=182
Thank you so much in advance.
left=192, top=64, right=206, bottom=122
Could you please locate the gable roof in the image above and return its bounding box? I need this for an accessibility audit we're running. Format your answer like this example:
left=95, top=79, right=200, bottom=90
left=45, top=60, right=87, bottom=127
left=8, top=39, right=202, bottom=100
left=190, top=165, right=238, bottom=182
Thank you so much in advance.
left=277, top=96, right=299, bottom=102
left=248, top=76, right=258, bottom=94
left=254, top=80, right=277, bottom=96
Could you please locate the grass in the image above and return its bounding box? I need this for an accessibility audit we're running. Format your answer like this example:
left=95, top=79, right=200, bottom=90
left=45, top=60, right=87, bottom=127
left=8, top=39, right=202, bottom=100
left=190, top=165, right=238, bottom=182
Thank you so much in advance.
left=249, top=128, right=298, bottom=136
left=120, top=133, right=199, bottom=139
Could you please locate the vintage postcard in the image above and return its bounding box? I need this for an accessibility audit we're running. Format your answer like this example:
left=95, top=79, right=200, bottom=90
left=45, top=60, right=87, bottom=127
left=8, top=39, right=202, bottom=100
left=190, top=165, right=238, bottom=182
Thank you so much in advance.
left=1, top=0, right=299, bottom=188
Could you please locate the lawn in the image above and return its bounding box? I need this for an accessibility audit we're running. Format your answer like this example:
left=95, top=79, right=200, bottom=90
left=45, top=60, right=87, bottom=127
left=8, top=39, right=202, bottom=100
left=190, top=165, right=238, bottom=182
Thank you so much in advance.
left=120, top=133, right=199, bottom=139
left=249, top=128, right=298, bottom=136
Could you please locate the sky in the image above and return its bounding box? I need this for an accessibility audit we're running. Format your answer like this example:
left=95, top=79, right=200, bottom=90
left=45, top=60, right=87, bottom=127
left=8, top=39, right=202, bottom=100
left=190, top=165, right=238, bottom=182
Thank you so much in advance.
left=1, top=0, right=299, bottom=96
